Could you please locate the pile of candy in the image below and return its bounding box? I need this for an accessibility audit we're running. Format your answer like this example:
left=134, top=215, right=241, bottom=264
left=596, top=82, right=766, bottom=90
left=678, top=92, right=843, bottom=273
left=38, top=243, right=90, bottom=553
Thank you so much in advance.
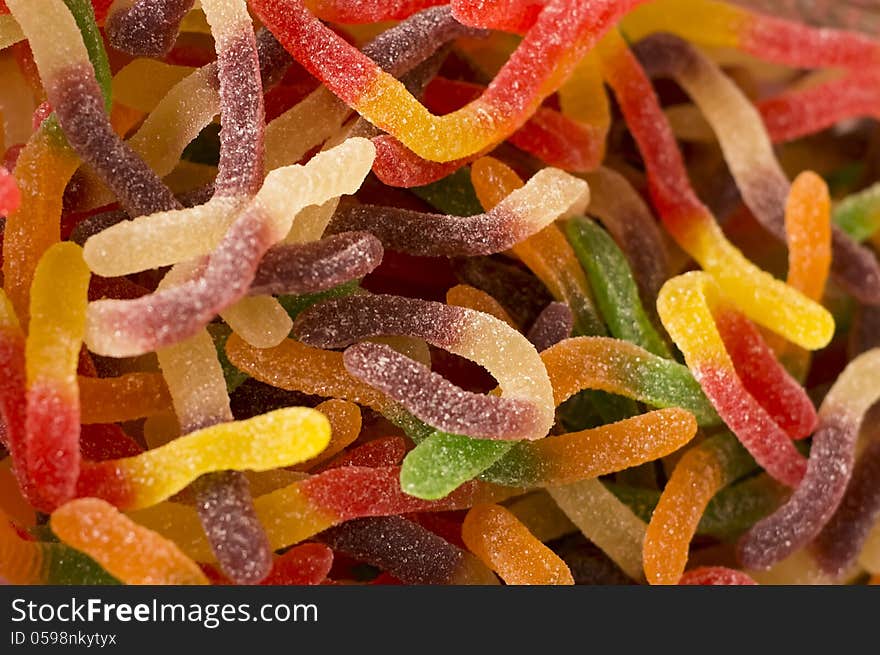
left=1, top=0, right=880, bottom=586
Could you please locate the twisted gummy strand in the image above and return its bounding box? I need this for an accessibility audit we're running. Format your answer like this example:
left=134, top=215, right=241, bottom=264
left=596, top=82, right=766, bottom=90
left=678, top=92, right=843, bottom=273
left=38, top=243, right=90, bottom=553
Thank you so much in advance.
left=598, top=29, right=833, bottom=351
left=51, top=498, right=208, bottom=585
left=462, top=503, right=573, bottom=585
left=738, top=348, right=880, bottom=570
left=327, top=167, right=588, bottom=257
left=75, top=407, right=331, bottom=510
left=643, top=432, right=760, bottom=585
left=24, top=243, right=90, bottom=512
left=84, top=138, right=376, bottom=357
left=657, top=272, right=813, bottom=487
left=292, top=293, right=555, bottom=442
left=78, top=373, right=172, bottom=424
left=250, top=0, right=644, bottom=163
left=633, top=33, right=878, bottom=305
left=8, top=0, right=179, bottom=217
left=320, top=515, right=499, bottom=585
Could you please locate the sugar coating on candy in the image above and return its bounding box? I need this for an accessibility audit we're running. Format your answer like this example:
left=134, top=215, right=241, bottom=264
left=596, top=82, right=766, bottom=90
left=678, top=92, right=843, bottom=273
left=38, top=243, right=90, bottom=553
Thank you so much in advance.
left=565, top=216, right=671, bottom=358
left=344, top=342, right=542, bottom=440
left=6, top=0, right=179, bottom=217
left=51, top=498, right=208, bottom=585
left=814, top=436, right=880, bottom=577
left=105, top=0, right=195, bottom=57
left=600, top=28, right=834, bottom=351
left=447, top=285, right=516, bottom=327
left=634, top=32, right=880, bottom=305
left=462, top=503, right=574, bottom=585
left=482, top=408, right=697, bottom=487
left=319, top=515, right=498, bottom=585
left=322, top=436, right=408, bottom=470
left=643, top=432, right=757, bottom=585
left=250, top=232, right=383, bottom=297
left=738, top=348, right=880, bottom=569
left=547, top=478, right=647, bottom=582
left=329, top=167, right=587, bottom=256
left=583, top=167, right=670, bottom=304
left=76, top=407, right=331, bottom=510
left=294, top=293, right=556, bottom=440
left=84, top=138, right=376, bottom=357
left=657, top=272, right=809, bottom=486
left=527, top=302, right=573, bottom=352
left=470, top=157, right=606, bottom=337
left=24, top=243, right=90, bottom=512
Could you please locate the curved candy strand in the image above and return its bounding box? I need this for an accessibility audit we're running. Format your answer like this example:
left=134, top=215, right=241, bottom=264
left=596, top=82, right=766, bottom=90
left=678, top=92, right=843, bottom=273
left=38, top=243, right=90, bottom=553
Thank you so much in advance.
left=582, top=167, right=671, bottom=304
left=344, top=342, right=543, bottom=442
left=292, top=399, right=362, bottom=472
left=622, top=0, right=880, bottom=69
left=598, top=29, right=833, bottom=350
left=51, top=498, right=208, bottom=585
left=8, top=0, right=180, bottom=217
left=643, top=432, right=760, bottom=585
left=633, top=33, right=878, bottom=305
left=291, top=294, right=555, bottom=442
left=0, top=165, right=19, bottom=216
left=547, top=478, right=647, bottom=582
left=155, top=263, right=273, bottom=585
left=738, top=348, right=880, bottom=569
left=657, top=272, right=813, bottom=487
left=401, top=335, right=710, bottom=499
left=84, top=138, right=376, bottom=357
left=327, top=167, right=588, bottom=257
left=565, top=216, right=671, bottom=357
left=470, top=156, right=605, bottom=338
left=201, top=0, right=264, bottom=197
left=0, top=508, right=118, bottom=585
left=834, top=182, right=880, bottom=244
left=462, top=503, right=574, bottom=585
left=814, top=435, right=880, bottom=577
left=24, top=243, right=90, bottom=511
left=250, top=0, right=644, bottom=163
left=319, top=515, right=499, bottom=585
left=76, top=407, right=331, bottom=510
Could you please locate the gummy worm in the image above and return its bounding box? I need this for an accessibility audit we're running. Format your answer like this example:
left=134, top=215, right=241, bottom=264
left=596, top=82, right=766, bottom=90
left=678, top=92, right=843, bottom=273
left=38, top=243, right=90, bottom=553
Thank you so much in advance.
left=738, top=348, right=880, bottom=569
left=52, top=498, right=208, bottom=585
left=75, top=406, right=331, bottom=510
left=462, top=503, right=573, bottom=585
left=292, top=293, right=555, bottom=441
left=526, top=302, right=573, bottom=352
left=250, top=0, right=644, bottom=163
left=24, top=243, right=90, bottom=512
left=84, top=138, right=376, bottom=357
left=598, top=29, right=833, bottom=350
left=327, top=167, right=588, bottom=257
left=633, top=32, right=879, bottom=305
left=657, top=272, right=816, bottom=487
left=105, top=0, right=196, bottom=57
left=320, top=515, right=499, bottom=585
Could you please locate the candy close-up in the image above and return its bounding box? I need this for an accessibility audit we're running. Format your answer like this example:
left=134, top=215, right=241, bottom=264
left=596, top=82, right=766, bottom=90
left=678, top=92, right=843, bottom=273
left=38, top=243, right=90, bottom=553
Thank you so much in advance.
left=2, top=0, right=880, bottom=589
